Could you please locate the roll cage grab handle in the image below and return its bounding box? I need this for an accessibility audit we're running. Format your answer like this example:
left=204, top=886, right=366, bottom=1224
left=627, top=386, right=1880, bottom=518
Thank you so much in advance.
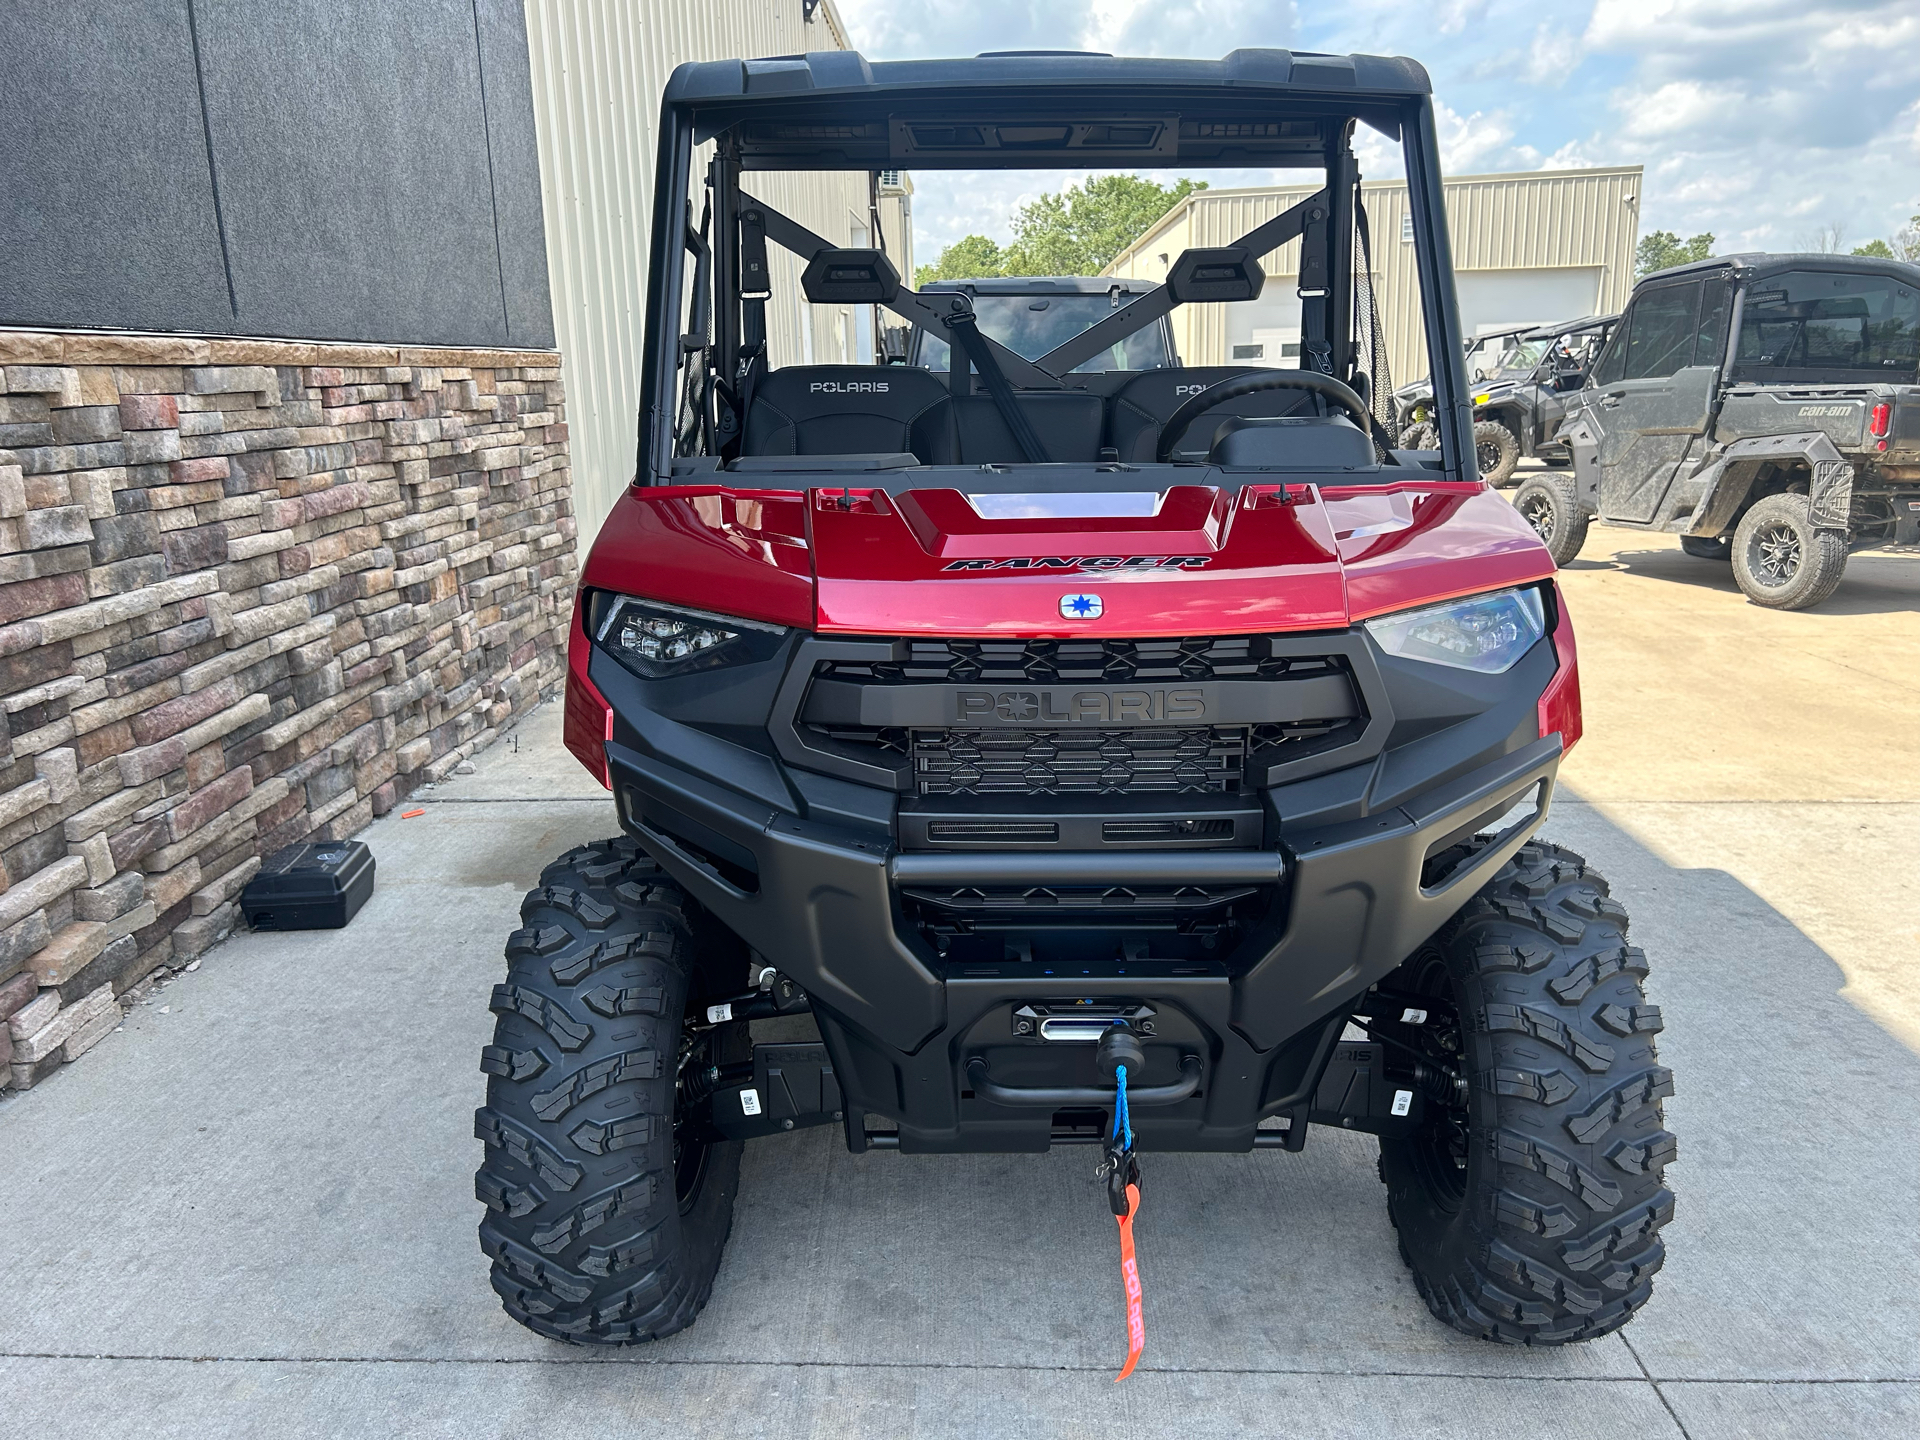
left=737, top=188, right=1332, bottom=386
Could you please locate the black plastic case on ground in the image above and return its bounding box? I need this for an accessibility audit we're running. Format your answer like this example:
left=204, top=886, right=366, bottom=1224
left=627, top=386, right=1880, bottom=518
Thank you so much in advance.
left=241, top=842, right=376, bottom=930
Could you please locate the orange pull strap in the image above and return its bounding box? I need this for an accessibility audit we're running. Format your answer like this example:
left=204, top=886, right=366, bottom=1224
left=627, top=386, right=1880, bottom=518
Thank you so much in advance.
left=1114, top=1182, right=1144, bottom=1382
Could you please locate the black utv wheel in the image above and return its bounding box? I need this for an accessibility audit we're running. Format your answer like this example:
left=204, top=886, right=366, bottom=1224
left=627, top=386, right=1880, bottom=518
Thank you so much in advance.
left=1730, top=493, right=1849, bottom=610
left=1513, top=475, right=1590, bottom=566
left=1400, top=421, right=1440, bottom=452
left=475, top=837, right=746, bottom=1344
left=1378, top=841, right=1674, bottom=1344
left=1473, top=421, right=1522, bottom=486
left=1678, top=534, right=1732, bottom=562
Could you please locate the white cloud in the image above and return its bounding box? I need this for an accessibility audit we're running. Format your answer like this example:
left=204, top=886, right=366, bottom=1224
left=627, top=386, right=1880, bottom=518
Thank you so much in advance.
left=1523, top=26, right=1583, bottom=86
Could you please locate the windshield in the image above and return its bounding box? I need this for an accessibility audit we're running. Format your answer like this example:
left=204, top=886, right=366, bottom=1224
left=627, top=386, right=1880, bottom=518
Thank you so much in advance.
left=1733, top=269, right=1920, bottom=380
left=1492, top=339, right=1548, bottom=374
left=916, top=293, right=1173, bottom=373
left=651, top=101, right=1464, bottom=481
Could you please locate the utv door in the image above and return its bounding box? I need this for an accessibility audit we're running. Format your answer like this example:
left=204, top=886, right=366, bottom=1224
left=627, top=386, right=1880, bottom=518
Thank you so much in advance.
left=1584, top=276, right=1730, bottom=524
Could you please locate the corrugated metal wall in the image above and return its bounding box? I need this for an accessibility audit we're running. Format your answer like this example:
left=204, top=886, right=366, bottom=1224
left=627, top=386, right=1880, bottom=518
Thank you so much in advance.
left=1109, top=167, right=1642, bottom=384
left=522, top=0, right=868, bottom=537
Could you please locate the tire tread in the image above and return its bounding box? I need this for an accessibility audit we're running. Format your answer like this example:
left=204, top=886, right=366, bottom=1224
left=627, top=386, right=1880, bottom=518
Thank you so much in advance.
left=1381, top=840, right=1674, bottom=1344
left=474, top=839, right=741, bottom=1345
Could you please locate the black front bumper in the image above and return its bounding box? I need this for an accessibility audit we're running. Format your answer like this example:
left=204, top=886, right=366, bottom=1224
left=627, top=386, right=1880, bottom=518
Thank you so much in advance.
left=609, top=730, right=1560, bottom=1153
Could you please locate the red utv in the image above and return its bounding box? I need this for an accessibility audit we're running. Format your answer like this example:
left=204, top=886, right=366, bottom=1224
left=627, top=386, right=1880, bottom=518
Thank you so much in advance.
left=476, top=47, right=1674, bottom=1352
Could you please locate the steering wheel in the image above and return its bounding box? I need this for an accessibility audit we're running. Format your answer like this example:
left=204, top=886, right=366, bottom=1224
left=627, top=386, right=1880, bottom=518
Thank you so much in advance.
left=1155, top=370, right=1398, bottom=465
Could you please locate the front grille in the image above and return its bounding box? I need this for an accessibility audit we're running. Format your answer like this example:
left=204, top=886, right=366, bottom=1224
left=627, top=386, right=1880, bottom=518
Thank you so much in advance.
left=819, top=637, right=1341, bottom=686
left=913, top=726, right=1243, bottom=796
left=796, top=634, right=1368, bottom=796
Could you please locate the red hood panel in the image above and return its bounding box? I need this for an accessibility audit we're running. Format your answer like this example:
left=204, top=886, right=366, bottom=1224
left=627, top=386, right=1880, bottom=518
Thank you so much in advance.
left=582, top=486, right=814, bottom=628
left=813, top=485, right=1348, bottom=636
left=583, top=479, right=1557, bottom=638
left=1320, top=481, right=1557, bottom=621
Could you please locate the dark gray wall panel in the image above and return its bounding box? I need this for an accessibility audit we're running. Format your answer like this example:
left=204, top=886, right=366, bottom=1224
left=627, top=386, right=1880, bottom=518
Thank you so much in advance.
left=0, top=0, right=554, bottom=348
left=476, top=0, right=554, bottom=347
left=0, top=0, right=234, bottom=333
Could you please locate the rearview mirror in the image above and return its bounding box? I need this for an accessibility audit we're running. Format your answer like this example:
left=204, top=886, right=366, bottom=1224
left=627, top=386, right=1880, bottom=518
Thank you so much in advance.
left=801, top=249, right=901, bottom=305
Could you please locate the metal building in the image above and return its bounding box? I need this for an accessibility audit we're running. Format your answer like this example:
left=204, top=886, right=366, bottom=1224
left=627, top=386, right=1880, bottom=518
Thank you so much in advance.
left=524, top=0, right=900, bottom=535
left=1107, top=166, right=1642, bottom=388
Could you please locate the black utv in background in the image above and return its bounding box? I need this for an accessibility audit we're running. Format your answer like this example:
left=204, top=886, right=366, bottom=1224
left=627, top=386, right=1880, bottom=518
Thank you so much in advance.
left=908, top=276, right=1181, bottom=375
left=1517, top=255, right=1920, bottom=608
left=1398, top=315, right=1617, bottom=485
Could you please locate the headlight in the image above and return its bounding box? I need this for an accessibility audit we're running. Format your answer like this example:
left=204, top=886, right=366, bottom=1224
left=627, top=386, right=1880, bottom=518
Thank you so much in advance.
left=1364, top=587, right=1546, bottom=674
left=591, top=595, right=788, bottom=679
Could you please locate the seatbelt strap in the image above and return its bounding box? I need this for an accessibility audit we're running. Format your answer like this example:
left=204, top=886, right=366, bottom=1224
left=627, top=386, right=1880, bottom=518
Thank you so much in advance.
left=946, top=332, right=970, bottom=399
left=942, top=298, right=1051, bottom=463
left=1298, top=197, right=1333, bottom=376
left=730, top=208, right=773, bottom=449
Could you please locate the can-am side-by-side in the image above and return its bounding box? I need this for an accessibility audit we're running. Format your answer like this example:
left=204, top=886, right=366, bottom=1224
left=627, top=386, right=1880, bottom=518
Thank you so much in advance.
left=475, top=47, right=1674, bottom=1357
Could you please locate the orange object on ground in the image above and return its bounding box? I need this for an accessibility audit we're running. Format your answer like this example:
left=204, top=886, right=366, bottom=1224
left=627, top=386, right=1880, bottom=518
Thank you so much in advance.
left=400, top=809, right=425, bottom=819
left=1114, top=1181, right=1143, bottom=1381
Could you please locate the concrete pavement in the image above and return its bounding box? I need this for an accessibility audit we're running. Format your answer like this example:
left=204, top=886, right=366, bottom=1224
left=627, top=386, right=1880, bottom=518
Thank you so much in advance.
left=1, top=526, right=1915, bottom=1438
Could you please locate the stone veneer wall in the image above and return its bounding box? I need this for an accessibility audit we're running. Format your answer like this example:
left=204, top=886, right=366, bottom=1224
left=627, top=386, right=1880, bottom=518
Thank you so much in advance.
left=0, top=331, right=577, bottom=1092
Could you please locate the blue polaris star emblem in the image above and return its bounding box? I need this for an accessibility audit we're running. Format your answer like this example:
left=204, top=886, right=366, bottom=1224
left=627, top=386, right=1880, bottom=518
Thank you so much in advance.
left=1060, top=592, right=1103, bottom=619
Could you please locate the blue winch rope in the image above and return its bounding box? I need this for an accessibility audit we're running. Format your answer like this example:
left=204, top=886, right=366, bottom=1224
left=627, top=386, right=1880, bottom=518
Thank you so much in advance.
left=1114, top=1063, right=1133, bottom=1151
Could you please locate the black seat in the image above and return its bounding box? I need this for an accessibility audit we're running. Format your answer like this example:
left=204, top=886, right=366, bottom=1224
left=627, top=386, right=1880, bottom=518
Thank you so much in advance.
left=953, top=392, right=1106, bottom=464
left=1107, top=367, right=1328, bottom=461
left=742, top=366, right=958, bottom=464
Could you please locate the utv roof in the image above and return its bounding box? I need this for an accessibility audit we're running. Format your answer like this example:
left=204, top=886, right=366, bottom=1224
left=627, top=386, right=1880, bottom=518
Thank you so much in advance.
left=1522, top=313, right=1618, bottom=340
left=664, top=49, right=1431, bottom=103
left=1641, top=253, right=1920, bottom=285
left=665, top=49, right=1432, bottom=166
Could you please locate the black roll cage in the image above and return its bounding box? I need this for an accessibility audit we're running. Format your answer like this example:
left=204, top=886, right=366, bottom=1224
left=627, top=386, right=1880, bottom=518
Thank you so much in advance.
left=636, top=60, right=1474, bottom=483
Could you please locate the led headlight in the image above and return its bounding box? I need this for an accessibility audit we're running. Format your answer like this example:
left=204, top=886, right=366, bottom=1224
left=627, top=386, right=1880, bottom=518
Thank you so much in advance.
left=1364, top=587, right=1546, bottom=674
left=592, top=595, right=788, bottom=679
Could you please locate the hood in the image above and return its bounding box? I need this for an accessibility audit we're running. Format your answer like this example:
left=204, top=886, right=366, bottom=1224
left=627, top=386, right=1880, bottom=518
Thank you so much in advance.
left=582, top=480, right=1555, bottom=637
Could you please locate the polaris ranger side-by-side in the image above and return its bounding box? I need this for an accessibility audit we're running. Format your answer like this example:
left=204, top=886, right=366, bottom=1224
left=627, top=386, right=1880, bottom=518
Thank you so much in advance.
left=1516, top=255, right=1920, bottom=608
left=475, top=48, right=1673, bottom=1354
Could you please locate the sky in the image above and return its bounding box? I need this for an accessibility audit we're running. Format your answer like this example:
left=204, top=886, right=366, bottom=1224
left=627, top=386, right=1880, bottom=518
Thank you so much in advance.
left=832, top=0, right=1920, bottom=265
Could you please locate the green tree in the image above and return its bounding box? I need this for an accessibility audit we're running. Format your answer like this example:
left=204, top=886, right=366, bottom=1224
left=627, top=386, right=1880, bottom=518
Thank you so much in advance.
left=1853, top=218, right=1920, bottom=263
left=1635, top=229, right=1715, bottom=277
left=914, top=233, right=1007, bottom=287
left=913, top=175, right=1207, bottom=287
left=1003, top=175, right=1206, bottom=276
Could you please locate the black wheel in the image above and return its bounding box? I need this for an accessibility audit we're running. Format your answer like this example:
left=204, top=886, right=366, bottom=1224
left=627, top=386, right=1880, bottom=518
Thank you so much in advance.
left=1730, top=493, right=1848, bottom=610
left=1513, top=475, right=1590, bottom=566
left=1400, top=422, right=1439, bottom=452
left=1473, top=420, right=1522, bottom=486
left=475, top=837, right=747, bottom=1344
left=1378, top=841, right=1674, bottom=1344
left=1678, top=535, right=1732, bottom=562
